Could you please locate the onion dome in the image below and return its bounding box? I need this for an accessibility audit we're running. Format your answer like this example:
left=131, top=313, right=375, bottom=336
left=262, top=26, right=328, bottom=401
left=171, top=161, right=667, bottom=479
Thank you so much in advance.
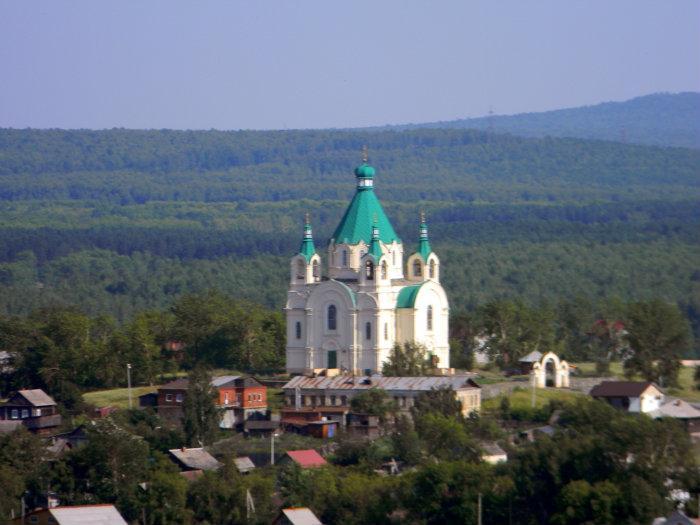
left=298, top=214, right=317, bottom=262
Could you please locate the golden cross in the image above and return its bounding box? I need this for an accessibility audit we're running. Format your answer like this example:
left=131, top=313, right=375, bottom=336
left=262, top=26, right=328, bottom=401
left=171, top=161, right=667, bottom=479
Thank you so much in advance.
left=420, top=210, right=426, bottom=223
left=304, top=212, right=310, bottom=224
left=362, top=145, right=368, bottom=163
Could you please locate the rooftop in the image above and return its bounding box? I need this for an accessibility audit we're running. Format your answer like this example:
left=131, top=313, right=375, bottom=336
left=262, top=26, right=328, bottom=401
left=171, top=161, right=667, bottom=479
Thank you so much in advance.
left=650, top=399, right=700, bottom=419
left=168, top=447, right=221, bottom=471
left=279, top=507, right=323, bottom=525
left=284, top=449, right=328, bottom=468
left=14, top=389, right=57, bottom=407
left=283, top=375, right=480, bottom=392
left=590, top=381, right=661, bottom=398
left=47, top=504, right=127, bottom=525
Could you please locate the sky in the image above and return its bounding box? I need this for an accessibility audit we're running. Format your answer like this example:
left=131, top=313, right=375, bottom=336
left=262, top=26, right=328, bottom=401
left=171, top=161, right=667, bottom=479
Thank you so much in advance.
left=1, top=1, right=699, bottom=130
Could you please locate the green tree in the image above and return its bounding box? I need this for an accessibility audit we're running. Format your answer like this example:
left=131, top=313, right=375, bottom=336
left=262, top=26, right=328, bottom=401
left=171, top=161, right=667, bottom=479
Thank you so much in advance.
left=183, top=366, right=220, bottom=446
left=411, top=385, right=463, bottom=420
left=624, top=300, right=690, bottom=386
left=349, top=388, right=397, bottom=423
left=382, top=342, right=434, bottom=376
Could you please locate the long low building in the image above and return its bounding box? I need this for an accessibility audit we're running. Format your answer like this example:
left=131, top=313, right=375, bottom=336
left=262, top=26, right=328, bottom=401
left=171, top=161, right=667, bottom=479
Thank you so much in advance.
left=282, top=375, right=481, bottom=416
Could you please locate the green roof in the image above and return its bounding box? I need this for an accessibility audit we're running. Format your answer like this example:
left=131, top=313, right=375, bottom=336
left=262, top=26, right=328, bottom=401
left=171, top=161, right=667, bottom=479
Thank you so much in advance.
left=298, top=222, right=317, bottom=262
left=396, top=283, right=425, bottom=308
left=354, top=163, right=375, bottom=178
left=417, top=219, right=433, bottom=261
left=331, top=164, right=401, bottom=245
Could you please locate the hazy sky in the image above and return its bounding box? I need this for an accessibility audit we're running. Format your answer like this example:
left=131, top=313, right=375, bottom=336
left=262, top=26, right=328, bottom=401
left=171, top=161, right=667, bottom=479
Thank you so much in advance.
left=1, top=1, right=699, bottom=130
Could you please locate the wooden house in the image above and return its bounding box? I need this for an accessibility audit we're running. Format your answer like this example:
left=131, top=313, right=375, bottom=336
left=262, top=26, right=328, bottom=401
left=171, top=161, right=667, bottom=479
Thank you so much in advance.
left=0, top=389, right=62, bottom=435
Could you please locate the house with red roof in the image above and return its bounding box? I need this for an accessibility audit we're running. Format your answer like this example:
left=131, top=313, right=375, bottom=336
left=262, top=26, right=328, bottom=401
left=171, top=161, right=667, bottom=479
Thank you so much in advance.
left=279, top=449, right=328, bottom=469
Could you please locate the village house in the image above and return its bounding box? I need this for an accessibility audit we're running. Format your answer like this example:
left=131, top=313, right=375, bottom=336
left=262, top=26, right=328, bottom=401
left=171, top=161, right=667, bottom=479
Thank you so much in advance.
left=480, top=441, right=508, bottom=464
left=282, top=375, right=481, bottom=424
left=0, top=389, right=62, bottom=435
left=147, top=375, right=267, bottom=428
left=11, top=504, right=128, bottom=525
left=590, top=381, right=664, bottom=413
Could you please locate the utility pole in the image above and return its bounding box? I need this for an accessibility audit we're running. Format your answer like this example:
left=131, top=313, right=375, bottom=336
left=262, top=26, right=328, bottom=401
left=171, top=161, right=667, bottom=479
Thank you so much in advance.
left=477, top=492, right=482, bottom=525
left=126, top=363, right=133, bottom=409
left=531, top=372, right=536, bottom=408
left=271, top=432, right=279, bottom=465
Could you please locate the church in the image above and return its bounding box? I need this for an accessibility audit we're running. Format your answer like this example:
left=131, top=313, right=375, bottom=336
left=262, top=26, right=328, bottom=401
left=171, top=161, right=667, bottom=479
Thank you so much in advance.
left=285, top=154, right=450, bottom=375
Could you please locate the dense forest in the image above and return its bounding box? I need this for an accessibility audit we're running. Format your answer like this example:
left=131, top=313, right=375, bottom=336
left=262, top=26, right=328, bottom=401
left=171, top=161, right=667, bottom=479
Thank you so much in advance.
left=378, top=92, right=700, bottom=149
left=0, top=126, right=698, bottom=352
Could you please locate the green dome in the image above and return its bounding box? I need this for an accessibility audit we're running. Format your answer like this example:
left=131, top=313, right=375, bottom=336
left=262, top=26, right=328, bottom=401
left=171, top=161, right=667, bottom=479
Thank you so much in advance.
left=354, top=163, right=375, bottom=178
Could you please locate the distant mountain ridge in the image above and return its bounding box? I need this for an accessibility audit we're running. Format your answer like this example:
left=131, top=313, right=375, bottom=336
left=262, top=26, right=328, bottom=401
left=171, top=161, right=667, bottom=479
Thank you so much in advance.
left=373, top=92, right=700, bottom=149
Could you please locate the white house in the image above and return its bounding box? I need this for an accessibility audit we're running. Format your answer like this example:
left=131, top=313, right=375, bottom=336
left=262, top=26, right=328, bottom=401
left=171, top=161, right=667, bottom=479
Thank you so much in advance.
left=285, top=157, right=450, bottom=375
left=590, top=381, right=664, bottom=413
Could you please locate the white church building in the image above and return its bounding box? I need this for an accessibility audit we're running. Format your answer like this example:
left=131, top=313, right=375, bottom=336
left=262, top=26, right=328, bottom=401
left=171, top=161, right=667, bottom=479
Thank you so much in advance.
left=285, top=157, right=450, bottom=375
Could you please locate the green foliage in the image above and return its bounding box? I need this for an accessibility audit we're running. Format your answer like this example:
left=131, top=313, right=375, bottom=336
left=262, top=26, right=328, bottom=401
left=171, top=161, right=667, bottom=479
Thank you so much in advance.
left=183, top=366, right=220, bottom=447
left=624, top=300, right=691, bottom=386
left=411, top=385, right=463, bottom=420
left=382, top=342, right=435, bottom=376
left=349, top=388, right=397, bottom=423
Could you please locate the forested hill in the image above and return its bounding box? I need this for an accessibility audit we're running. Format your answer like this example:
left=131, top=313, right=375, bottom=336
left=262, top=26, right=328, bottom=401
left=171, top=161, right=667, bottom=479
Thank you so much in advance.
left=374, top=92, right=700, bottom=149
left=0, top=127, right=698, bottom=354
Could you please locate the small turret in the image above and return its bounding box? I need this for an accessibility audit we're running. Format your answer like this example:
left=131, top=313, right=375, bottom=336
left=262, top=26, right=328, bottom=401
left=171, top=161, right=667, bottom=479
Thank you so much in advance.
left=290, top=214, right=321, bottom=286
left=407, top=212, right=440, bottom=282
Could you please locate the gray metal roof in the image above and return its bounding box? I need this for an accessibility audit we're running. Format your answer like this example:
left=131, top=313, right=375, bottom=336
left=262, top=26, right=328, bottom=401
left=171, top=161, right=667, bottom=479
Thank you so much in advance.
left=649, top=399, right=700, bottom=419
left=234, top=456, right=256, bottom=472
left=169, top=447, right=221, bottom=471
left=17, top=389, right=57, bottom=406
left=519, top=351, right=543, bottom=363
left=211, top=375, right=241, bottom=387
left=49, top=505, right=128, bottom=525
left=280, top=507, right=323, bottom=525
left=283, top=375, right=479, bottom=392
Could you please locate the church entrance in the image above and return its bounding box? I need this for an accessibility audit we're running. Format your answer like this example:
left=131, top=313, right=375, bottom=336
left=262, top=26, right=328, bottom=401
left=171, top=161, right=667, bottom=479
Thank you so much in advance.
left=327, top=350, right=337, bottom=369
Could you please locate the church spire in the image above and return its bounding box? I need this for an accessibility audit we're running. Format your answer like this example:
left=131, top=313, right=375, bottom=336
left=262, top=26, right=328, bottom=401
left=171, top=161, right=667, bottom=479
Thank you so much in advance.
left=299, top=213, right=317, bottom=262
left=418, top=211, right=433, bottom=261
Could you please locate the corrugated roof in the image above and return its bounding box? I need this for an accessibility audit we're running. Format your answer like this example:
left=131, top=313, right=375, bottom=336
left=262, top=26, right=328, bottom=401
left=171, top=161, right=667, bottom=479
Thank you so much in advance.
left=49, top=505, right=127, bottom=525
left=285, top=449, right=327, bottom=468
left=283, top=375, right=479, bottom=392
left=590, top=381, right=660, bottom=398
left=169, top=447, right=221, bottom=471
left=650, top=399, right=700, bottom=419
left=280, top=507, right=323, bottom=525
left=17, top=389, right=57, bottom=406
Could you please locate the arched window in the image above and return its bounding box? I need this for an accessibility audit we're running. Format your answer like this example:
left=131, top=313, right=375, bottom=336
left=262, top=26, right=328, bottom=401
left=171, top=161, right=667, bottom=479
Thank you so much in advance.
left=384, top=322, right=389, bottom=340
left=381, top=261, right=388, bottom=279
left=365, top=321, right=372, bottom=340
left=429, top=259, right=436, bottom=279
left=312, top=260, right=320, bottom=280
left=427, top=305, right=433, bottom=331
left=365, top=260, right=374, bottom=280
left=342, top=250, right=348, bottom=267
left=295, top=321, right=302, bottom=339
left=413, top=259, right=422, bottom=277
left=296, top=260, right=305, bottom=280
left=327, top=305, right=337, bottom=330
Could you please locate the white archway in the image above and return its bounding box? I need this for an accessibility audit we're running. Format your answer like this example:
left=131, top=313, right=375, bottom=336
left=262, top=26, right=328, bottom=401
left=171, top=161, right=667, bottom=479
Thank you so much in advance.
left=531, top=351, right=570, bottom=388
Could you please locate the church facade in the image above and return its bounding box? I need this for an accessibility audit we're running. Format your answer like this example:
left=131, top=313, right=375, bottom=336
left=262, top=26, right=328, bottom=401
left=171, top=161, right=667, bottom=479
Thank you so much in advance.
left=285, top=158, right=450, bottom=375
